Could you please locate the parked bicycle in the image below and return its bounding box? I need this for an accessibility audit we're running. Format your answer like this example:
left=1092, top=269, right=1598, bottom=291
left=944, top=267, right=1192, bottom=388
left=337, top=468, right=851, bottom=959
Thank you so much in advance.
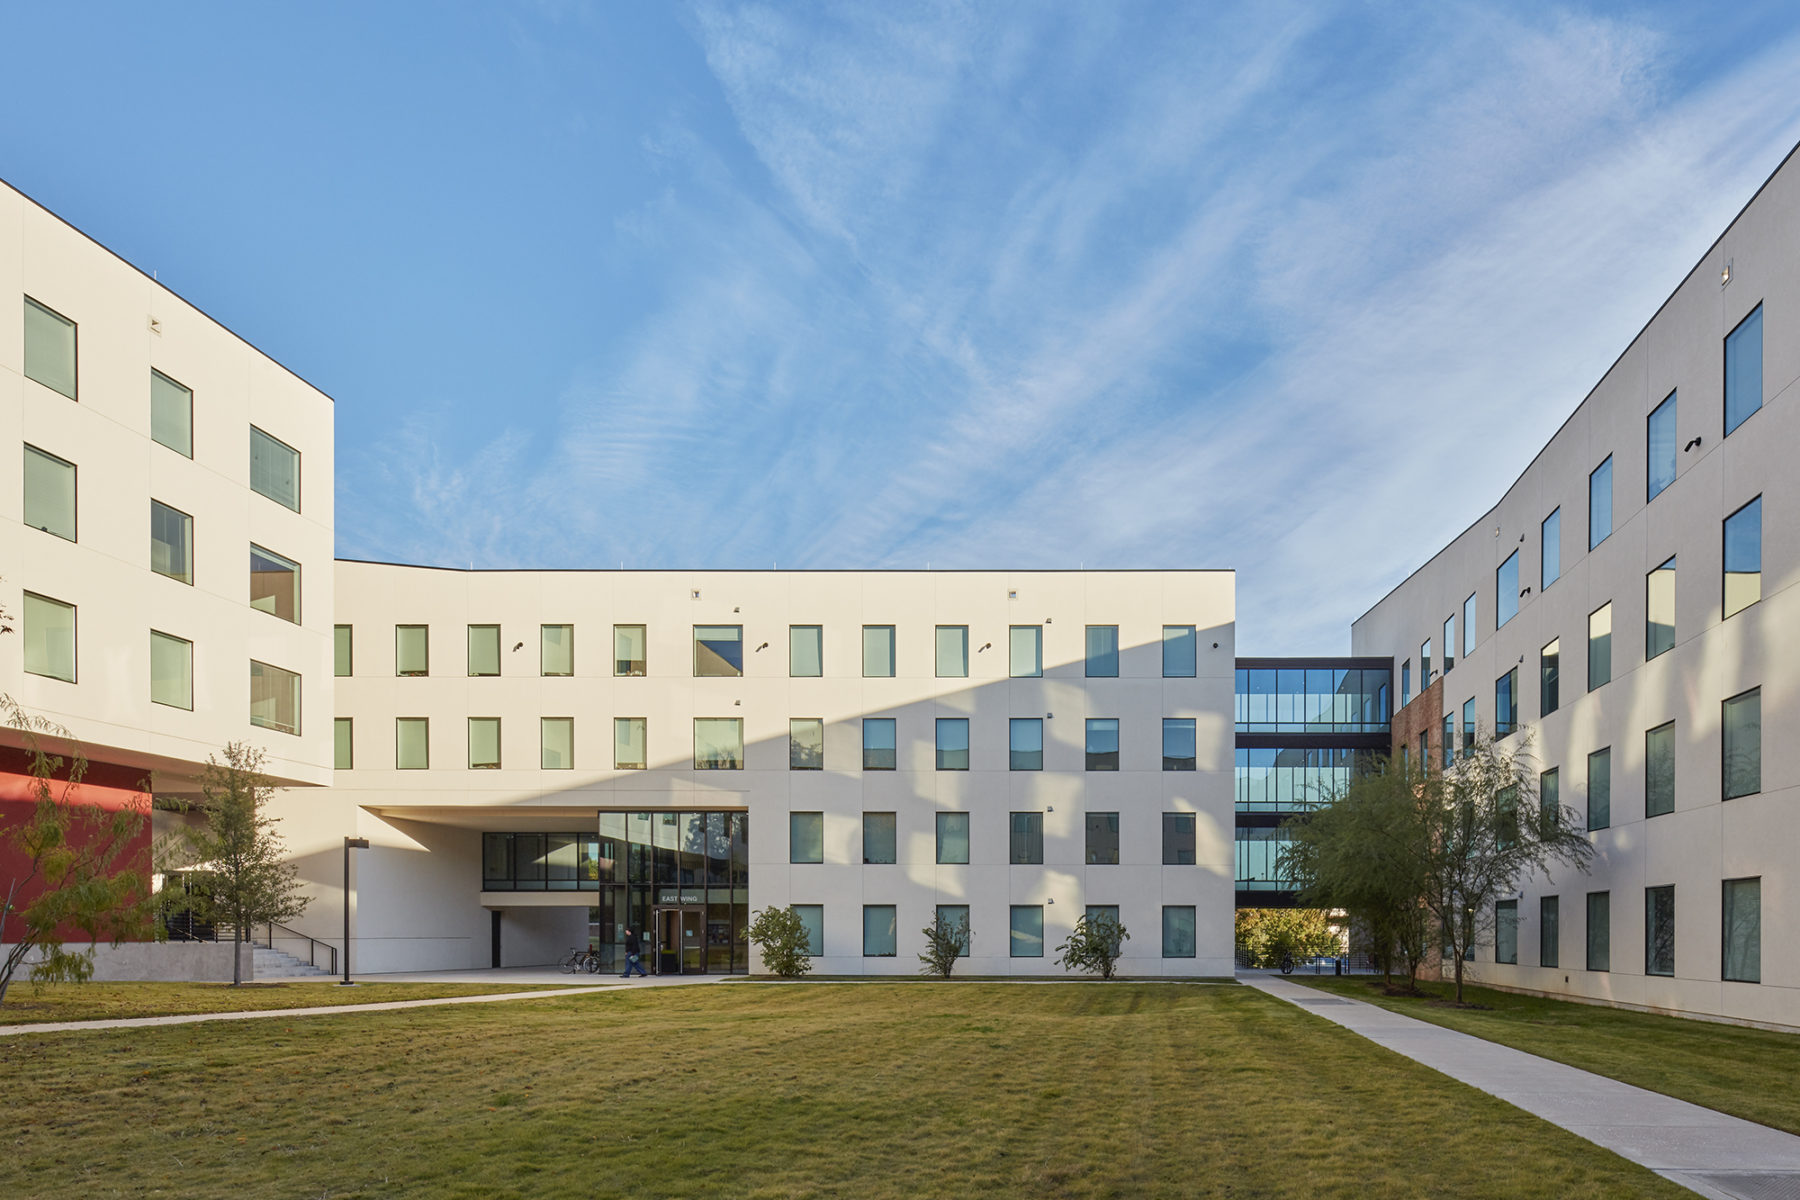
left=558, top=947, right=604, bottom=974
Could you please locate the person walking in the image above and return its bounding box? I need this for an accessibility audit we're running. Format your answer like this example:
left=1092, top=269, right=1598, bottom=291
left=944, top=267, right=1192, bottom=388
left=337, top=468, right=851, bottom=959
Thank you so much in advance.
left=621, top=927, right=648, bottom=978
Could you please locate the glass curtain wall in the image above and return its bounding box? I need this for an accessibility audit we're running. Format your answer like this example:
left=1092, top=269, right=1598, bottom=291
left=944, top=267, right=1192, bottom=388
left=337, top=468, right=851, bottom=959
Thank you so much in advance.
left=1234, top=668, right=1391, bottom=733
left=482, top=810, right=749, bottom=973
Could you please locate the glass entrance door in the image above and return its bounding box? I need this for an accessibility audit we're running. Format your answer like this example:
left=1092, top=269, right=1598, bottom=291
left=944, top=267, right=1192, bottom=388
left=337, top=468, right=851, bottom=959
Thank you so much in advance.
left=654, top=906, right=708, bottom=974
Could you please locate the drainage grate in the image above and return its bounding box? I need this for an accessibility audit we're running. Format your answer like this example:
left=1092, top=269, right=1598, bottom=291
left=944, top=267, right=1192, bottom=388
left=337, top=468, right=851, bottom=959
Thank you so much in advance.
left=1690, top=1173, right=1800, bottom=1200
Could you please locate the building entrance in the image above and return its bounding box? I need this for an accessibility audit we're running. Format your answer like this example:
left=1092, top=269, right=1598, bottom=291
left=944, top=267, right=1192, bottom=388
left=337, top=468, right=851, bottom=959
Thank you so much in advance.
left=653, top=906, right=706, bottom=974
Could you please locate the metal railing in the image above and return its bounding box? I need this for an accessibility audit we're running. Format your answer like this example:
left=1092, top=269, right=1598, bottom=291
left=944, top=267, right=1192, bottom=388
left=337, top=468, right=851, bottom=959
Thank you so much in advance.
left=257, top=923, right=338, bottom=976
left=164, top=912, right=338, bottom=976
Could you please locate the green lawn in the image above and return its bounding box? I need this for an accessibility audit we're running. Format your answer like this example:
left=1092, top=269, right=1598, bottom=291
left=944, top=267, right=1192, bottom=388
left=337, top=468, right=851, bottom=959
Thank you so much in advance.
left=0, top=980, right=570, bottom=1024
left=0, top=982, right=1685, bottom=1199
left=1295, top=975, right=1800, bottom=1135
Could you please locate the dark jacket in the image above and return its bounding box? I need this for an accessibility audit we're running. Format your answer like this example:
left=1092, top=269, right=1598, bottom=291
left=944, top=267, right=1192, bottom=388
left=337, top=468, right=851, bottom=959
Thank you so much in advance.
left=625, top=930, right=641, bottom=955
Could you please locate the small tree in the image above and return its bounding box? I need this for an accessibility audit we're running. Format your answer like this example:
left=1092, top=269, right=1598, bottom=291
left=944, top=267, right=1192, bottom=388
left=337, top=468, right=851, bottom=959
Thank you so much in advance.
left=918, top=910, right=971, bottom=978
left=1234, top=908, right=1341, bottom=969
left=0, top=699, right=160, bottom=1005
left=1056, top=912, right=1129, bottom=979
left=174, top=743, right=309, bottom=986
left=746, top=905, right=813, bottom=979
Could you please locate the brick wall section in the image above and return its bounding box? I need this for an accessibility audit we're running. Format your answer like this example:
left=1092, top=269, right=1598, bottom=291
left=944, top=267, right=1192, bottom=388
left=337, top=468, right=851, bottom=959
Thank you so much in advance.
left=1391, top=675, right=1446, bottom=771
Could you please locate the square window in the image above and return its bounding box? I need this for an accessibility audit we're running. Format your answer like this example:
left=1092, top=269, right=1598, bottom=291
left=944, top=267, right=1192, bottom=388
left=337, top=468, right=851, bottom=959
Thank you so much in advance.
left=23, top=444, right=76, bottom=541
left=1645, top=722, right=1675, bottom=818
left=1725, top=304, right=1763, bottom=435
left=395, top=716, right=429, bottom=768
left=1586, top=747, right=1611, bottom=831
left=249, top=426, right=300, bottom=512
left=468, top=717, right=501, bottom=769
left=1009, top=625, right=1042, bottom=677
left=24, top=296, right=77, bottom=399
left=693, top=717, right=743, bottom=769
left=1495, top=900, right=1518, bottom=964
left=1085, top=625, right=1119, bottom=677
left=150, top=500, right=193, bottom=585
left=694, top=624, right=741, bottom=677
left=1724, top=496, right=1761, bottom=618
left=250, top=660, right=300, bottom=735
left=1162, top=718, right=1196, bottom=771
left=541, top=624, right=575, bottom=676
left=1644, top=885, right=1674, bottom=977
left=1162, top=906, right=1197, bottom=958
left=1723, top=689, right=1761, bottom=800
left=1589, top=455, right=1612, bottom=549
left=614, top=717, right=647, bottom=770
left=541, top=717, right=573, bottom=770
left=1539, top=895, right=1559, bottom=968
left=249, top=544, right=301, bottom=624
left=863, top=718, right=897, bottom=770
left=935, top=718, right=969, bottom=771
left=1540, top=639, right=1560, bottom=717
left=613, top=624, right=646, bottom=676
left=1722, top=877, right=1760, bottom=984
left=1162, top=812, right=1196, bottom=865
left=863, top=625, right=895, bottom=677
left=789, top=625, right=823, bottom=677
left=789, top=812, right=823, bottom=864
left=1009, top=812, right=1043, bottom=865
left=1085, top=718, right=1119, bottom=771
left=1646, top=557, right=1676, bottom=659
left=1587, top=603, right=1611, bottom=691
left=334, top=717, right=353, bottom=770
left=935, top=812, right=969, bottom=865
left=468, top=625, right=501, bottom=676
left=1009, top=905, right=1044, bottom=958
left=862, top=905, right=897, bottom=957
left=793, top=904, right=823, bottom=958
left=1496, top=551, right=1519, bottom=628
left=1008, top=717, right=1043, bottom=771
left=1647, top=390, right=1677, bottom=501
left=863, top=813, right=897, bottom=865
left=790, top=718, right=824, bottom=770
left=1541, top=508, right=1561, bottom=589
left=334, top=625, right=353, bottom=677
left=935, top=625, right=968, bottom=678
left=1162, top=625, right=1197, bottom=677
left=1586, top=891, right=1610, bottom=972
left=150, top=630, right=192, bottom=710
left=1085, top=812, right=1120, bottom=865
left=395, top=624, right=429, bottom=677
left=150, top=369, right=193, bottom=457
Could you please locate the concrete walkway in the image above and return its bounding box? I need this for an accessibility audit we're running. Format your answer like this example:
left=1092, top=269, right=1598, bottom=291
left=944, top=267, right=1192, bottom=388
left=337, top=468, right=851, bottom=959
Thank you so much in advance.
left=1243, top=974, right=1800, bottom=1200
left=0, top=971, right=724, bottom=1038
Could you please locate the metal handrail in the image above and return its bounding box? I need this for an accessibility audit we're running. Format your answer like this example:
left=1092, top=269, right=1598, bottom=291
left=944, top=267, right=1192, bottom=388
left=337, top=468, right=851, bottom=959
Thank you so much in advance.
left=259, top=922, right=339, bottom=976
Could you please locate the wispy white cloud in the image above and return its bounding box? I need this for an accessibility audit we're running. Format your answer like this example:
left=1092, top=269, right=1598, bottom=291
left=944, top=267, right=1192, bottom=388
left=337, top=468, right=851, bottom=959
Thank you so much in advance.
left=337, top=3, right=1800, bottom=654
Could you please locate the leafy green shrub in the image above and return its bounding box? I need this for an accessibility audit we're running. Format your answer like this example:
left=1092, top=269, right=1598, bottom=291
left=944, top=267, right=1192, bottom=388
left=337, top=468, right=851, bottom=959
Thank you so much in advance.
left=918, top=910, right=971, bottom=978
left=746, top=905, right=814, bottom=979
left=1055, top=912, right=1129, bottom=979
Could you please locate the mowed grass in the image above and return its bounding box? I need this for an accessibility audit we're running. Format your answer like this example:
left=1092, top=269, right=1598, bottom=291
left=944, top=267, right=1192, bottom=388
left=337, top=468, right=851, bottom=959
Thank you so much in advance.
left=0, top=981, right=1686, bottom=1200
left=1296, top=976, right=1800, bottom=1135
left=0, top=980, right=568, bottom=1024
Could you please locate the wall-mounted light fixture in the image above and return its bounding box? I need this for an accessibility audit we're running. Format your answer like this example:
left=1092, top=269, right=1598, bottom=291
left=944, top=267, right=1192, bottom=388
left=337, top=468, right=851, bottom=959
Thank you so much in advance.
left=691, top=589, right=701, bottom=600
left=979, top=642, right=992, bottom=652
left=1519, top=587, right=1531, bottom=597
left=1007, top=590, right=1017, bottom=600
left=1684, top=436, right=1703, bottom=452
left=512, top=641, right=524, bottom=652
left=1722, top=258, right=1733, bottom=287
left=756, top=642, right=769, bottom=651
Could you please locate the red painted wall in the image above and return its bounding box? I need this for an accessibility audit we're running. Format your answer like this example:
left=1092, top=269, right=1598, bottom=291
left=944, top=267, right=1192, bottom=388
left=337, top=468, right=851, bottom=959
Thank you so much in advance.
left=0, top=749, right=155, bottom=942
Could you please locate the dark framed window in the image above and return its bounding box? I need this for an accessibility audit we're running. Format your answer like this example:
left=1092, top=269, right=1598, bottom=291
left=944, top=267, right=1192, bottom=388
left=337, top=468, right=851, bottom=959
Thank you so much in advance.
left=1722, top=689, right=1760, bottom=799
left=1495, top=900, right=1518, bottom=964
left=1009, top=812, right=1043, bottom=865
left=1085, top=812, right=1119, bottom=865
left=1162, top=813, right=1196, bottom=865
left=1723, top=496, right=1761, bottom=618
left=1162, top=718, right=1196, bottom=771
left=862, top=813, right=897, bottom=865
left=935, top=718, right=969, bottom=770
left=1541, top=508, right=1561, bottom=588
left=1085, top=625, right=1119, bottom=677
left=1589, top=455, right=1612, bottom=549
left=1722, top=877, right=1760, bottom=984
left=789, top=812, right=824, bottom=864
left=1587, top=603, right=1611, bottom=691
left=1539, top=895, right=1559, bottom=968
left=1586, top=748, right=1610, bottom=831
left=1647, top=390, right=1677, bottom=501
left=1644, top=722, right=1674, bottom=818
left=863, top=718, right=897, bottom=771
left=1644, top=885, right=1674, bottom=977
left=1085, top=718, right=1119, bottom=771
left=1540, top=638, right=1559, bottom=717
left=1646, top=557, right=1675, bottom=659
left=935, top=813, right=969, bottom=864
left=1724, top=303, right=1763, bottom=435
left=1009, top=718, right=1043, bottom=771
left=1586, top=891, right=1610, bottom=972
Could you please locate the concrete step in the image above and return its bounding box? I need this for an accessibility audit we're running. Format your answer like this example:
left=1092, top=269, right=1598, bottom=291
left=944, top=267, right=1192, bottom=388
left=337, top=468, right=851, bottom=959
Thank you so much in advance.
left=252, top=946, right=333, bottom=979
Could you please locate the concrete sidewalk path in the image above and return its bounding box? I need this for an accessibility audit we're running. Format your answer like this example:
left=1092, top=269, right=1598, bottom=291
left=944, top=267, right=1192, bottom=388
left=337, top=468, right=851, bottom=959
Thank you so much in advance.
left=0, top=972, right=724, bottom=1038
left=1243, top=974, right=1800, bottom=1200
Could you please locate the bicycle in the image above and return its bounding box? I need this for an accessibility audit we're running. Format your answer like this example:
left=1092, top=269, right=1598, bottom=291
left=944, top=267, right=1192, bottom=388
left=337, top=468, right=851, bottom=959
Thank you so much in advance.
left=558, top=947, right=593, bottom=974
left=1279, top=952, right=1296, bottom=975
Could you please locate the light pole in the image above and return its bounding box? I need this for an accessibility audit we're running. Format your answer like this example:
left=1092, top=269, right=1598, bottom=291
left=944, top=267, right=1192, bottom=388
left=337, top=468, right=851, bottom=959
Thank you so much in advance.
left=341, top=836, right=370, bottom=986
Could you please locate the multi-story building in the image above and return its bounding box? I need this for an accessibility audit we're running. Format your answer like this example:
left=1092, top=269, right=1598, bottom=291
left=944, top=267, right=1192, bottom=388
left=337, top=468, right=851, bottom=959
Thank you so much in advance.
left=313, top=562, right=1237, bottom=975
left=1, top=178, right=334, bottom=973
left=1354, top=145, right=1798, bottom=1026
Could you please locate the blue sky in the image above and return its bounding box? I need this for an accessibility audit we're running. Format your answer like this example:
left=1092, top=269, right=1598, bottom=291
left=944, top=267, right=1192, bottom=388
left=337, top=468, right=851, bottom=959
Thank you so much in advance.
left=6, top=3, right=1800, bottom=653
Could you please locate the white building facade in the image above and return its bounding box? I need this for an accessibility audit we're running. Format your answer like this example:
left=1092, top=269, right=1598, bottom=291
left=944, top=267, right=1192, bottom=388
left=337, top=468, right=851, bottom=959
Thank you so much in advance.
left=1354, top=146, right=1799, bottom=1027
left=311, top=563, right=1237, bottom=976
